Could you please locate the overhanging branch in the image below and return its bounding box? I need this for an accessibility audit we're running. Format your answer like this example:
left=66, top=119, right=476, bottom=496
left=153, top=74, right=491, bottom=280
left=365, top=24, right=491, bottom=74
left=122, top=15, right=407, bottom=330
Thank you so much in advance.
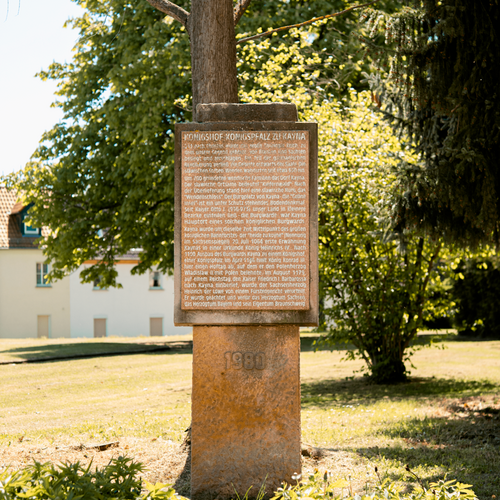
left=145, top=0, right=189, bottom=28
left=236, top=0, right=377, bottom=46
left=234, top=0, right=253, bottom=26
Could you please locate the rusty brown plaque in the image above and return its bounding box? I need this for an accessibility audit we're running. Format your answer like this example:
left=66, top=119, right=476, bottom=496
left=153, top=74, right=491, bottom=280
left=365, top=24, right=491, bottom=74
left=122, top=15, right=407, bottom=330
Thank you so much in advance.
left=181, top=130, right=309, bottom=311
left=174, top=120, right=318, bottom=326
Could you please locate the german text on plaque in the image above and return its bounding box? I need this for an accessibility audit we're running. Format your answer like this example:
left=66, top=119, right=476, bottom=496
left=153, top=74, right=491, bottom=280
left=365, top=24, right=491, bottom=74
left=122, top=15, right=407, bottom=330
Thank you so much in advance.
left=181, top=131, right=309, bottom=310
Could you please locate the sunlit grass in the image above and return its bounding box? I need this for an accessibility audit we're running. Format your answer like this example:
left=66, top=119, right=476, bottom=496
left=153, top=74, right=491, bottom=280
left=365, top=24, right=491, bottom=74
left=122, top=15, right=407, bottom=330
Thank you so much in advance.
left=299, top=341, right=500, bottom=498
left=0, top=336, right=498, bottom=498
left=0, top=352, right=192, bottom=445
left=1, top=411, right=192, bottom=446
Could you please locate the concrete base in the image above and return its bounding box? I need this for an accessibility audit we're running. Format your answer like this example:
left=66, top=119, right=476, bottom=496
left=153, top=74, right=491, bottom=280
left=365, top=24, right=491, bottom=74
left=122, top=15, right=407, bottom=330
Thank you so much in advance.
left=191, top=325, right=301, bottom=500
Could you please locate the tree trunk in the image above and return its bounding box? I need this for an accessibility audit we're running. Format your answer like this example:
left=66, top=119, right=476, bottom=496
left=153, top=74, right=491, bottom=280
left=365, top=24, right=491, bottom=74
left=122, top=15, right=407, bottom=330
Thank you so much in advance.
left=188, top=0, right=239, bottom=120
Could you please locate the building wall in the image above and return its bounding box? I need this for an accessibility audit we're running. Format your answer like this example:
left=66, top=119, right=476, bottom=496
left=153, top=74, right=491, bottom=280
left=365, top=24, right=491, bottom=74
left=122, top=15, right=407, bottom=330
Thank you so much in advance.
left=69, top=264, right=190, bottom=337
left=0, top=249, right=71, bottom=338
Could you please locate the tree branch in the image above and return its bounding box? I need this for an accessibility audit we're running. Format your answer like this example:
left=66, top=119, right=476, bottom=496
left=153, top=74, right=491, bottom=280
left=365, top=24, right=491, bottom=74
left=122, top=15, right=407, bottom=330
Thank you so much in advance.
left=236, top=0, right=377, bottom=46
left=144, top=0, right=189, bottom=28
left=234, top=0, right=253, bottom=26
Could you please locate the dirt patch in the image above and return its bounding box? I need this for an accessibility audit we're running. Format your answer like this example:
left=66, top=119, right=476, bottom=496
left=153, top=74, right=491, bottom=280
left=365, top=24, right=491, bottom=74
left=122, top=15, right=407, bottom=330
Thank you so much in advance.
left=0, top=438, right=189, bottom=492
left=432, top=395, right=500, bottom=443
left=0, top=437, right=365, bottom=497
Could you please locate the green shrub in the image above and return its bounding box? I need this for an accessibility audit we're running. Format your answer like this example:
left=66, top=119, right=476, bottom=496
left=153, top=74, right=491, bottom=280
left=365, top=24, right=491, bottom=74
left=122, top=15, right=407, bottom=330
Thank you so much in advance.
left=311, top=91, right=448, bottom=384
left=0, top=457, right=184, bottom=500
left=272, top=470, right=477, bottom=500
left=0, top=460, right=477, bottom=500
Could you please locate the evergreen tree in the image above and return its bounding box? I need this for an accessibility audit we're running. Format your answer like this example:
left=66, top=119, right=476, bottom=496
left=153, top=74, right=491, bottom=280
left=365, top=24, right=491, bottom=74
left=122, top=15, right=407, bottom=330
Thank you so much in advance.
left=370, top=0, right=500, bottom=246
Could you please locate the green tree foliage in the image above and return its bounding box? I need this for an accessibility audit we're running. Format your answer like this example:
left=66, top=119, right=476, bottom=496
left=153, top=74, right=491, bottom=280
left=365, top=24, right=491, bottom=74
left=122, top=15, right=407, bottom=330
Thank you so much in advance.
left=237, top=0, right=404, bottom=101
left=312, top=91, right=445, bottom=384
left=1, top=0, right=401, bottom=286
left=369, top=0, right=500, bottom=246
left=4, top=0, right=192, bottom=286
left=241, top=43, right=456, bottom=382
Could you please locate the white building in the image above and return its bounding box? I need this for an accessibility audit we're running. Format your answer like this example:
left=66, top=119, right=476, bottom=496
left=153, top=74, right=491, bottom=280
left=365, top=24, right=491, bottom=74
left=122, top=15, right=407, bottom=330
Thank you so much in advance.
left=68, top=259, right=187, bottom=338
left=0, top=187, right=190, bottom=339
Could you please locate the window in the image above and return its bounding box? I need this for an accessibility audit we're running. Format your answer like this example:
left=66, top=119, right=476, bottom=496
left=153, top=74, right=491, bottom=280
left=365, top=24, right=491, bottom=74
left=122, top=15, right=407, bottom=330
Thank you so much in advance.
left=36, top=263, right=50, bottom=287
left=22, top=214, right=40, bottom=236
left=93, top=277, right=107, bottom=290
left=149, top=271, right=162, bottom=289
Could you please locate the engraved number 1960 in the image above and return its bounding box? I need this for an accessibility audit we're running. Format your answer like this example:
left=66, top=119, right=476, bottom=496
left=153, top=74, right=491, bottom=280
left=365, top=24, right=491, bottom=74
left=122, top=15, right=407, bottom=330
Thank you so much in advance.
left=224, top=351, right=265, bottom=370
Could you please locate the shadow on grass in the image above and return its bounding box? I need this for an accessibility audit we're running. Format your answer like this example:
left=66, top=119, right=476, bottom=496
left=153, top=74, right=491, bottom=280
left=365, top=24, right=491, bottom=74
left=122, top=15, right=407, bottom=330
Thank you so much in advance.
left=2, top=331, right=490, bottom=364
left=299, top=333, right=451, bottom=353
left=300, top=377, right=499, bottom=408
left=304, top=376, right=500, bottom=498
left=353, top=408, right=500, bottom=499
left=355, top=443, right=500, bottom=499
left=300, top=335, right=355, bottom=352
left=2, top=334, right=342, bottom=364
left=0, top=340, right=193, bottom=363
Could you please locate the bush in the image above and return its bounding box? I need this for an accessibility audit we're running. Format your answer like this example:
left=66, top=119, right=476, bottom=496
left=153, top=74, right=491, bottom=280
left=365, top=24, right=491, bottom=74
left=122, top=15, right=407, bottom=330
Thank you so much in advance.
left=0, top=459, right=477, bottom=500
left=237, top=39, right=453, bottom=384
left=312, top=91, right=447, bottom=384
left=272, top=470, right=478, bottom=500
left=0, top=457, right=184, bottom=500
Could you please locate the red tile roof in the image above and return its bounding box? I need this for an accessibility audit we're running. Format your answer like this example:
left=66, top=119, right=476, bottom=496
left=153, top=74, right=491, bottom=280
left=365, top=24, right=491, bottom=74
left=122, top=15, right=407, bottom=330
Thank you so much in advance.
left=1, top=187, right=141, bottom=259
left=10, top=201, right=26, bottom=214
left=0, top=187, right=39, bottom=249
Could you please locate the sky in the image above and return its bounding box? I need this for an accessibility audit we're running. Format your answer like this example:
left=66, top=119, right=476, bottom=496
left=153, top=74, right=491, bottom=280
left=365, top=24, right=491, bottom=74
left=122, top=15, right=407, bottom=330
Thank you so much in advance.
left=0, top=0, right=84, bottom=176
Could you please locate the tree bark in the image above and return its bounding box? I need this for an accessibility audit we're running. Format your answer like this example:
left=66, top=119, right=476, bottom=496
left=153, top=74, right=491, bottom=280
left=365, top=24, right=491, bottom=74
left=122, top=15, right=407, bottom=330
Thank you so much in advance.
left=145, top=0, right=189, bottom=27
left=234, top=0, right=253, bottom=25
left=188, top=0, right=239, bottom=120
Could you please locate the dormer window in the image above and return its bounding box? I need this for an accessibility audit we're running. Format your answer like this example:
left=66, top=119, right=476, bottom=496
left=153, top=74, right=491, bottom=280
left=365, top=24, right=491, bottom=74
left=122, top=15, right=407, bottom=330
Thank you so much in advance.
left=21, top=207, right=40, bottom=237
left=22, top=214, right=40, bottom=236
left=10, top=202, right=40, bottom=236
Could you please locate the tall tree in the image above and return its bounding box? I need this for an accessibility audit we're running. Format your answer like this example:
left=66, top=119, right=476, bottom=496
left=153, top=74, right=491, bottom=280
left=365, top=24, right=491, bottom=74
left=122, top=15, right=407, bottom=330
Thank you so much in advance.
left=2, top=0, right=395, bottom=286
left=310, top=91, right=444, bottom=384
left=370, top=0, right=500, bottom=246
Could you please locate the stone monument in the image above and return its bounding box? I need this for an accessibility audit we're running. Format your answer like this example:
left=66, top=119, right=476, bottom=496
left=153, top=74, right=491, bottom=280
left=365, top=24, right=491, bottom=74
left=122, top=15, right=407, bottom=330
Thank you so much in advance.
left=174, top=103, right=318, bottom=500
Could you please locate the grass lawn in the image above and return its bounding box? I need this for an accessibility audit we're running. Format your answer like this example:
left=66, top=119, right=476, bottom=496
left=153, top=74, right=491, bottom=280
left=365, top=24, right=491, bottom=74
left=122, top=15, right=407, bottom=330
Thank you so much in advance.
left=0, top=335, right=498, bottom=499
left=0, top=335, right=193, bottom=364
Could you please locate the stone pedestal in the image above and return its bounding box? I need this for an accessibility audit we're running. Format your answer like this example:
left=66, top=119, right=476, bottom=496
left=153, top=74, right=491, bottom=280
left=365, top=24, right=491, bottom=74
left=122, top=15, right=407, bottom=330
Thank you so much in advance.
left=191, top=325, right=301, bottom=500
left=174, top=102, right=317, bottom=499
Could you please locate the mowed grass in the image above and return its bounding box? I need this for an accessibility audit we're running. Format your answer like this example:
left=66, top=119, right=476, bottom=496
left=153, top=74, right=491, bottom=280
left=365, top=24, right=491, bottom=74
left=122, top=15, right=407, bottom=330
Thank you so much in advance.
left=0, top=336, right=499, bottom=498
left=0, top=335, right=193, bottom=363
left=300, top=339, right=500, bottom=497
left=0, top=351, right=193, bottom=444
